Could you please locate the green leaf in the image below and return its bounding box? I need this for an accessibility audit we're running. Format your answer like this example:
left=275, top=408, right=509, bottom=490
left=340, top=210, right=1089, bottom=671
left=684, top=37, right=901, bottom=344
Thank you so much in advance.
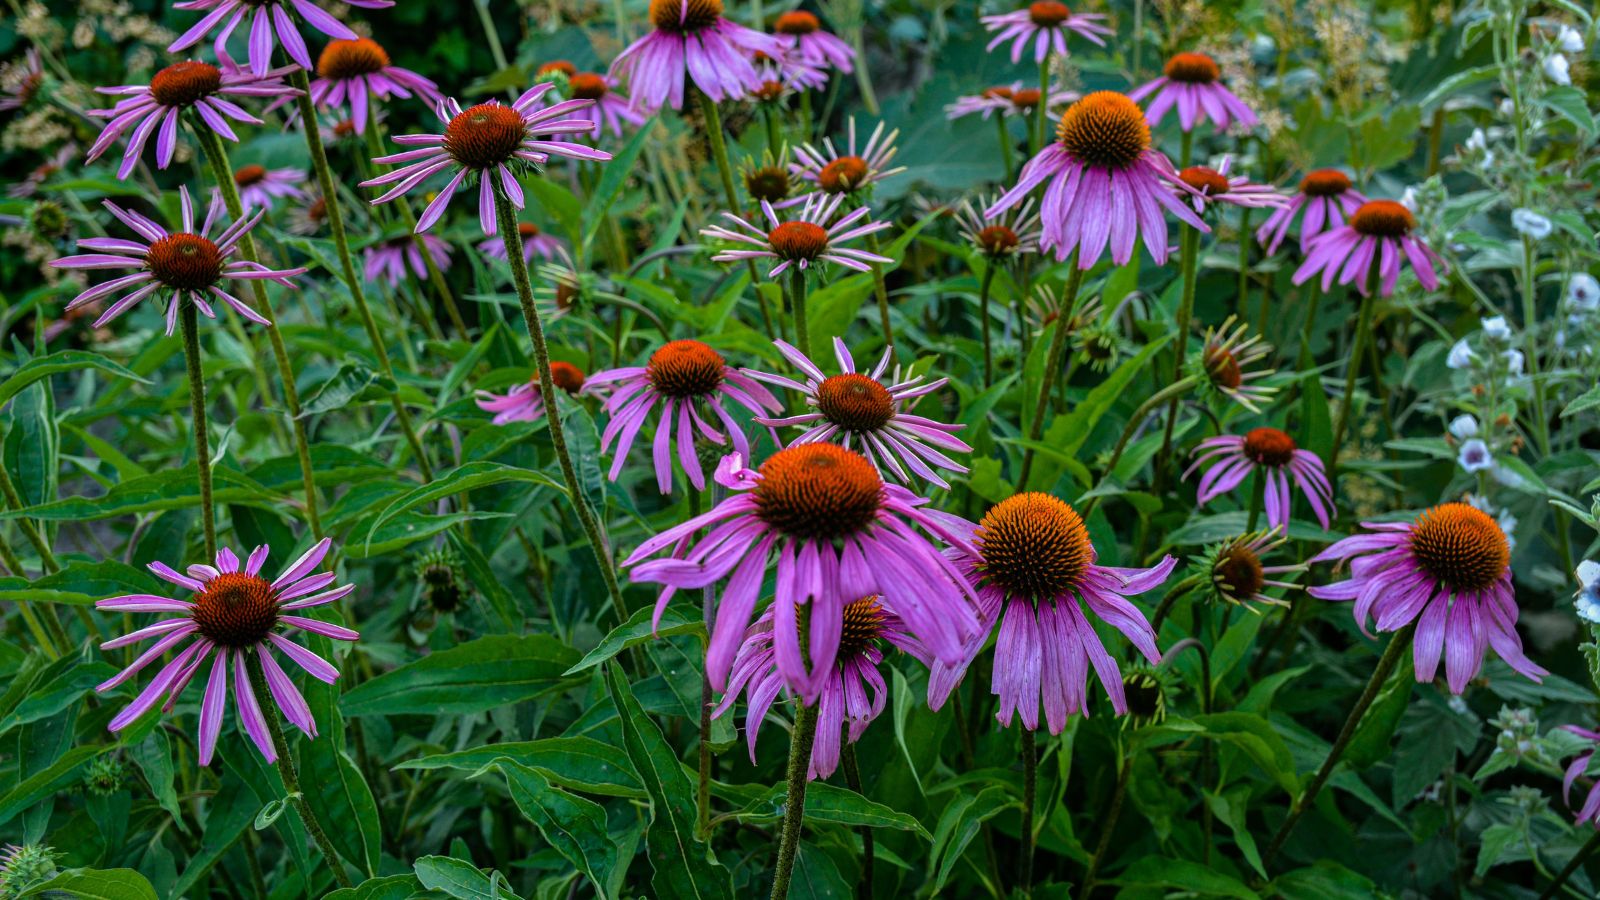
left=1041, top=336, right=1170, bottom=460
left=565, top=604, right=704, bottom=675
left=1416, top=64, right=1498, bottom=111
left=1270, top=861, right=1379, bottom=899
left=0, top=351, right=149, bottom=408
left=1563, top=382, right=1600, bottom=418
left=341, top=634, right=580, bottom=716
left=524, top=177, right=583, bottom=248
left=1111, top=856, right=1259, bottom=898
left=323, top=875, right=425, bottom=900
left=1474, top=823, right=1524, bottom=876
left=0, top=660, right=116, bottom=737
left=298, top=741, right=381, bottom=877
left=413, top=856, right=523, bottom=900
left=927, top=785, right=1015, bottom=892
left=581, top=119, right=655, bottom=254
left=603, top=662, right=734, bottom=899
left=731, top=782, right=931, bottom=839
left=298, top=362, right=393, bottom=418
left=396, top=736, right=643, bottom=798
left=489, top=760, right=621, bottom=900
left=18, top=868, right=160, bottom=899
left=1344, top=648, right=1414, bottom=770
left=0, top=744, right=107, bottom=825
left=2, top=467, right=278, bottom=521
left=1541, top=85, right=1597, bottom=134
left=364, top=461, right=564, bottom=550
left=1207, top=787, right=1265, bottom=878
left=0, top=560, right=163, bottom=607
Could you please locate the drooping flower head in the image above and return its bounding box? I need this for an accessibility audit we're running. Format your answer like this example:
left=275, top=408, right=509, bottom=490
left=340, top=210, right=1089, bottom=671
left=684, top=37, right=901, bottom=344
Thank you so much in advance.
left=715, top=595, right=914, bottom=779
left=772, top=10, right=855, bottom=74
left=476, top=361, right=587, bottom=424
left=479, top=221, right=563, bottom=263
left=1176, top=157, right=1288, bottom=214
left=609, top=0, right=786, bottom=112
left=303, top=37, right=441, bottom=133
left=50, top=187, right=304, bottom=335
left=980, top=1, right=1112, bottom=63
left=362, top=233, right=452, bottom=288
left=1255, top=168, right=1367, bottom=255
left=1128, top=52, right=1259, bottom=133
left=1309, top=502, right=1548, bottom=694
left=791, top=120, right=905, bottom=200
left=361, top=85, right=611, bottom=236
left=233, top=164, right=306, bottom=211
left=170, top=0, right=394, bottom=77
left=958, top=194, right=1041, bottom=261
left=0, top=48, right=44, bottom=114
left=741, top=149, right=796, bottom=206
left=701, top=192, right=892, bottom=279
left=586, top=340, right=782, bottom=493
left=747, top=338, right=973, bottom=489
left=945, top=82, right=1078, bottom=121
left=94, top=539, right=358, bottom=765
left=1192, top=528, right=1304, bottom=611
left=752, top=48, right=828, bottom=97
left=1193, top=316, right=1277, bottom=412
left=986, top=91, right=1207, bottom=269
left=1559, top=726, right=1600, bottom=826
left=1119, top=667, right=1171, bottom=730
left=86, top=61, right=299, bottom=180
left=1291, top=199, right=1445, bottom=296
left=565, top=72, right=647, bottom=138
left=624, top=447, right=982, bottom=699
left=1184, top=427, right=1334, bottom=530
left=935, top=493, right=1176, bottom=734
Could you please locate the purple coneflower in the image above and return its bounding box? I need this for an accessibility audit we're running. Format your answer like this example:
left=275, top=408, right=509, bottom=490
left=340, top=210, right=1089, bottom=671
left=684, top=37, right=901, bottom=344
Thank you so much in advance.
left=624, top=446, right=981, bottom=697
left=1184, top=427, right=1334, bottom=529
left=362, top=233, right=451, bottom=288
left=701, top=193, right=891, bottom=278
left=0, top=48, right=43, bottom=114
left=1128, top=52, right=1258, bottom=132
left=564, top=72, right=647, bottom=138
left=986, top=91, right=1206, bottom=269
left=233, top=164, right=306, bottom=211
left=478, top=221, right=562, bottom=263
left=94, top=538, right=357, bottom=765
left=303, top=38, right=440, bottom=133
left=714, top=595, right=914, bottom=779
left=476, top=361, right=587, bottom=424
left=86, top=60, right=298, bottom=180
left=772, top=10, right=855, bottom=74
left=791, top=120, right=905, bottom=198
left=958, top=194, right=1042, bottom=260
left=1308, top=502, right=1547, bottom=694
left=1561, top=726, right=1600, bottom=825
left=1255, top=168, right=1367, bottom=255
left=586, top=339, right=781, bottom=493
left=1196, top=529, right=1304, bottom=611
left=1194, top=317, right=1277, bottom=412
left=935, top=493, right=1176, bottom=734
left=747, top=338, right=972, bottom=489
left=50, top=187, right=304, bottom=335
left=361, top=85, right=610, bottom=236
left=8, top=145, right=73, bottom=199
left=1292, top=199, right=1445, bottom=296
left=945, top=82, right=1077, bottom=121
left=609, top=0, right=785, bottom=111
left=1176, top=157, right=1288, bottom=213
left=980, top=1, right=1111, bottom=63
left=169, top=0, right=393, bottom=77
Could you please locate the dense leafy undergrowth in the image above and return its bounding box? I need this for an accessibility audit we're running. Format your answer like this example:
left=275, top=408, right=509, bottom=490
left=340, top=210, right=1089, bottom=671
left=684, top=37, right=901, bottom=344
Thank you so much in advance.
left=2, top=0, right=1600, bottom=897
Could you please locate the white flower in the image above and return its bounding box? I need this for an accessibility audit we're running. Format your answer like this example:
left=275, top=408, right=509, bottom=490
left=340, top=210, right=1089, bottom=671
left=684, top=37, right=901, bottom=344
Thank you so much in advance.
left=1447, top=339, right=1476, bottom=369
left=1503, top=348, right=1525, bottom=376
left=1499, top=98, right=1516, bottom=117
left=1557, top=24, right=1586, bottom=53
left=1448, top=414, right=1480, bottom=439
left=1400, top=186, right=1420, bottom=211
left=1482, top=316, right=1513, bottom=341
left=1511, top=208, right=1552, bottom=240
left=1544, top=54, right=1572, bottom=85
left=1568, top=273, right=1600, bottom=312
left=1577, top=564, right=1600, bottom=623
left=1466, top=127, right=1488, bottom=151
left=1458, top=438, right=1494, bottom=473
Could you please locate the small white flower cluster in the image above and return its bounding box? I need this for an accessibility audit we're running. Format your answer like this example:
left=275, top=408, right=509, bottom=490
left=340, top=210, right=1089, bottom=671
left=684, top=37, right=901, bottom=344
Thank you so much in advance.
left=1447, top=315, right=1526, bottom=380
left=1542, top=24, right=1585, bottom=85
left=1491, top=706, right=1538, bottom=758
left=1577, top=560, right=1600, bottom=625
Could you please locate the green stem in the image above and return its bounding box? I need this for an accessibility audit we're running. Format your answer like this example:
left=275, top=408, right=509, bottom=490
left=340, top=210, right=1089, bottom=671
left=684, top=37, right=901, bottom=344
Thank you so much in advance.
left=1331, top=264, right=1381, bottom=470
left=979, top=263, right=997, bottom=387
left=191, top=123, right=324, bottom=539
left=1078, top=374, right=1201, bottom=520
left=789, top=267, right=811, bottom=359
left=763, top=104, right=783, bottom=158
left=365, top=123, right=468, bottom=338
left=1154, top=222, right=1201, bottom=480
left=1033, top=57, right=1050, bottom=155
left=1246, top=469, right=1262, bottom=532
left=840, top=744, right=875, bottom=899
left=1077, top=751, right=1131, bottom=899
left=1537, top=827, right=1600, bottom=900
left=1520, top=236, right=1550, bottom=456
left=1179, top=128, right=1193, bottom=168
left=850, top=27, right=879, bottom=116
left=770, top=702, right=819, bottom=900
left=1019, top=728, right=1038, bottom=896
left=1017, top=258, right=1084, bottom=489
left=1263, top=622, right=1416, bottom=868
left=288, top=67, right=433, bottom=482
left=244, top=654, right=354, bottom=889
left=472, top=0, right=511, bottom=77
left=865, top=229, right=894, bottom=350
left=178, top=300, right=217, bottom=560
left=696, top=90, right=743, bottom=216
left=996, top=115, right=1014, bottom=182
left=492, top=185, right=630, bottom=628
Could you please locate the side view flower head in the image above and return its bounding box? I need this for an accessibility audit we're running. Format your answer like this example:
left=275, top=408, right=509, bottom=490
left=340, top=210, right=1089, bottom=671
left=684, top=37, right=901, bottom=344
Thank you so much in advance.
left=1194, top=528, right=1304, bottom=610
left=1184, top=427, right=1334, bottom=530
left=1256, top=168, right=1368, bottom=255
left=363, top=233, right=452, bottom=288
left=233, top=163, right=306, bottom=211
left=791, top=119, right=905, bottom=199
left=476, top=362, right=587, bottom=424
left=50, top=186, right=305, bottom=335
left=610, top=0, right=786, bottom=111
left=980, top=1, right=1111, bottom=63
left=94, top=538, right=358, bottom=765
left=1175, top=157, right=1289, bottom=214
left=300, top=37, right=442, bottom=133
left=701, top=192, right=892, bottom=278
left=1128, top=51, right=1259, bottom=133
left=945, top=82, right=1078, bottom=121
left=169, top=0, right=395, bottom=77
left=772, top=10, right=855, bottom=74
left=1292, top=198, right=1445, bottom=296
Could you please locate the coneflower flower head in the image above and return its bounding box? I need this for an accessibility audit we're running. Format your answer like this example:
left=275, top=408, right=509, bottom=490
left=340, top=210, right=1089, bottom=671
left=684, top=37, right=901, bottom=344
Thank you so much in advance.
left=945, top=82, right=1078, bottom=121
left=169, top=0, right=394, bottom=77
left=232, top=163, right=306, bottom=211
left=1192, top=316, right=1277, bottom=412
left=980, top=1, right=1112, bottom=63
left=772, top=10, right=856, bottom=74
left=1176, top=157, right=1289, bottom=213
left=1256, top=168, right=1367, bottom=254
left=363, top=233, right=451, bottom=288
left=86, top=60, right=299, bottom=180
left=701, top=192, right=892, bottom=278
left=1192, top=528, right=1303, bottom=611
left=1128, top=51, right=1259, bottom=133
left=1309, top=502, right=1547, bottom=694
left=93, top=539, right=358, bottom=765
left=50, top=187, right=305, bottom=335
left=361, top=85, right=611, bottom=236
left=1292, top=198, right=1445, bottom=296
left=1184, top=427, right=1334, bottom=530
left=298, top=37, right=441, bottom=133
left=610, top=0, right=786, bottom=111
left=958, top=194, right=1041, bottom=260
left=987, top=91, right=1207, bottom=269
left=791, top=120, right=905, bottom=199
left=476, top=361, right=587, bottom=425
left=624, top=447, right=983, bottom=701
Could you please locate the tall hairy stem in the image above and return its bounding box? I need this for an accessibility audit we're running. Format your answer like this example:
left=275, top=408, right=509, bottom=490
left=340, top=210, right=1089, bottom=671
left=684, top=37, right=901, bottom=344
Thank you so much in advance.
left=178, top=300, right=216, bottom=560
